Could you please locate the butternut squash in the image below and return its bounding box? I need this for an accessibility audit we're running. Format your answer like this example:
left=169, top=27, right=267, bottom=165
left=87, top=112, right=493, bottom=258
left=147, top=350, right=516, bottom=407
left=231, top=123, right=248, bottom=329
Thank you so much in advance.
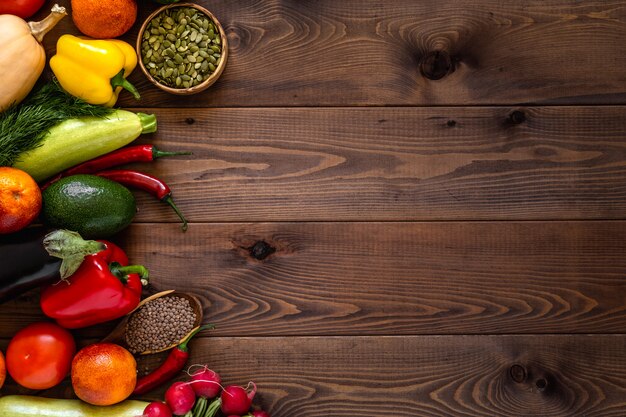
left=0, top=4, right=67, bottom=112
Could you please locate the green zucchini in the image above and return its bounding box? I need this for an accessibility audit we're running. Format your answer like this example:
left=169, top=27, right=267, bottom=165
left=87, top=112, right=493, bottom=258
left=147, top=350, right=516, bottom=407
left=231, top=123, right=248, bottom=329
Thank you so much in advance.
left=0, top=395, right=149, bottom=416
left=13, top=110, right=157, bottom=182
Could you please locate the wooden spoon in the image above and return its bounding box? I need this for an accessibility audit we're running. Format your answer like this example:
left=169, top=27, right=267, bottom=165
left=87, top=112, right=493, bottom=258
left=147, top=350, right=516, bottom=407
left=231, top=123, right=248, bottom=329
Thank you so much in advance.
left=102, top=290, right=204, bottom=355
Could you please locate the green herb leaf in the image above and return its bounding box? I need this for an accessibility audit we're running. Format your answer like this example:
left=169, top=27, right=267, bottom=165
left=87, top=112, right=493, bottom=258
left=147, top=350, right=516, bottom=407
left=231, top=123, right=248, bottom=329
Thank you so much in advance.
left=0, top=80, right=113, bottom=167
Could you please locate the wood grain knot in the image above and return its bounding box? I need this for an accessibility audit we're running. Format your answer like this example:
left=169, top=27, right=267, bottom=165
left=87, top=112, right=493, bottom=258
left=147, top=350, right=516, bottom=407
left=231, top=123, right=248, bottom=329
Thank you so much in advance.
left=509, top=364, right=527, bottom=383
left=508, top=110, right=526, bottom=125
left=419, top=51, right=452, bottom=80
left=185, top=118, right=196, bottom=125
left=248, top=241, right=276, bottom=261
left=535, top=377, right=548, bottom=392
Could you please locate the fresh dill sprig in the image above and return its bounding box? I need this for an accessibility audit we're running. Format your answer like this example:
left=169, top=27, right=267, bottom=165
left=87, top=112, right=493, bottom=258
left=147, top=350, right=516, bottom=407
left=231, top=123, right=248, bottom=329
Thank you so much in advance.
left=0, top=81, right=113, bottom=167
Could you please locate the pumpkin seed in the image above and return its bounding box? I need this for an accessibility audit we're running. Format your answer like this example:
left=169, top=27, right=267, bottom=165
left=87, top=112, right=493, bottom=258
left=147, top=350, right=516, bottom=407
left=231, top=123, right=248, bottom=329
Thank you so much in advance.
left=141, top=6, right=223, bottom=89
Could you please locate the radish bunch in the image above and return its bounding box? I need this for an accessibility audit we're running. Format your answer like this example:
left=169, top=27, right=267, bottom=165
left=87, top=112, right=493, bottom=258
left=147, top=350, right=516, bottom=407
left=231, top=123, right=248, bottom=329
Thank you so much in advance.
left=142, top=366, right=269, bottom=417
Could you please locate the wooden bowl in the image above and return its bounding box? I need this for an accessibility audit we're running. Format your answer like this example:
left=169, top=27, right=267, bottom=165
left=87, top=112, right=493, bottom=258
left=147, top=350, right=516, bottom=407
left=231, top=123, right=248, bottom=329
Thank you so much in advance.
left=136, top=3, right=228, bottom=95
left=102, top=290, right=204, bottom=355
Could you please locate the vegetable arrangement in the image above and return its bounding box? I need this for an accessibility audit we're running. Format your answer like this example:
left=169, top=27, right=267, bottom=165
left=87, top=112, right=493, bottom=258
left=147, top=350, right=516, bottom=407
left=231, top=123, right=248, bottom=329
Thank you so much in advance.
left=0, top=1, right=272, bottom=416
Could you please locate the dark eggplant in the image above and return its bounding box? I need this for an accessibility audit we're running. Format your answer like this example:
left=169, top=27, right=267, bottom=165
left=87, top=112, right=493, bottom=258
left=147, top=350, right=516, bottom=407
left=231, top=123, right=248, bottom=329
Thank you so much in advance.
left=0, top=226, right=61, bottom=303
left=0, top=227, right=104, bottom=303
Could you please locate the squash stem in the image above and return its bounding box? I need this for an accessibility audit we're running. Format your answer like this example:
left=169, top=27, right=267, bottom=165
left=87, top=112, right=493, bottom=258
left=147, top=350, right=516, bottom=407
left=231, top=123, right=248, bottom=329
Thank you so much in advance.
left=137, top=113, right=158, bottom=134
left=29, top=4, right=67, bottom=43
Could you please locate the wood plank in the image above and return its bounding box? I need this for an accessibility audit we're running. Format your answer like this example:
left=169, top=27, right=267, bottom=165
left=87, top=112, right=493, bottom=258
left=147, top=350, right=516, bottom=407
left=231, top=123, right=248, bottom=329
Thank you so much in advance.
left=114, top=106, right=626, bottom=222
left=36, top=0, right=626, bottom=106
left=5, top=335, right=626, bottom=416
left=2, top=221, right=625, bottom=337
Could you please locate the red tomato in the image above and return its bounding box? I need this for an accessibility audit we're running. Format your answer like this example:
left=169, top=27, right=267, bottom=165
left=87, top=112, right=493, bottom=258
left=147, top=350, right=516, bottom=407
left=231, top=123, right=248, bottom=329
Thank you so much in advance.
left=0, top=0, right=46, bottom=19
left=6, top=322, right=75, bottom=390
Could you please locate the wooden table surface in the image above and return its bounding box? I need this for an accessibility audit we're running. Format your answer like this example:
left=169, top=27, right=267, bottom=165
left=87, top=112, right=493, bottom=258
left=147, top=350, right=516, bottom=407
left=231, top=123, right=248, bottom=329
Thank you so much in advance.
left=4, top=1, right=626, bottom=415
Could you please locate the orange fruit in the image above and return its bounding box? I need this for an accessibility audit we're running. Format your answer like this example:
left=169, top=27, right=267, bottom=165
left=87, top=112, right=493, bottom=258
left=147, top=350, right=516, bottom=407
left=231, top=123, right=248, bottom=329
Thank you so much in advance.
left=0, top=167, right=41, bottom=234
left=71, top=343, right=137, bottom=406
left=71, top=0, right=137, bottom=38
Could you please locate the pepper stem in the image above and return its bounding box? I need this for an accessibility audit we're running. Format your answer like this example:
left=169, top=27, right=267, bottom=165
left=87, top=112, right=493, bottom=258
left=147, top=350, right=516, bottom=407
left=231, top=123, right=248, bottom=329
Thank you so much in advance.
left=163, top=195, right=189, bottom=232
left=43, top=230, right=106, bottom=280
left=179, top=324, right=215, bottom=352
left=109, top=262, right=150, bottom=286
left=152, top=146, right=193, bottom=159
left=110, top=69, right=141, bottom=100
left=29, top=4, right=67, bottom=43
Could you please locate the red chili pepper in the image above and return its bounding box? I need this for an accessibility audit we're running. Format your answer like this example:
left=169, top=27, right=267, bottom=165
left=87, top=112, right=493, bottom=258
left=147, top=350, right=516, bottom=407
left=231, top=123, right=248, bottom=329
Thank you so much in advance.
left=39, top=241, right=149, bottom=329
left=95, top=169, right=188, bottom=232
left=41, top=145, right=191, bottom=190
left=133, top=324, right=214, bottom=395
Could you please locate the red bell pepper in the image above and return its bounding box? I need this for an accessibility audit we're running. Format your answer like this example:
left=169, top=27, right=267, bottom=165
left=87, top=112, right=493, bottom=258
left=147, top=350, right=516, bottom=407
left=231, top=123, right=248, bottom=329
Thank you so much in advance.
left=39, top=240, right=149, bottom=329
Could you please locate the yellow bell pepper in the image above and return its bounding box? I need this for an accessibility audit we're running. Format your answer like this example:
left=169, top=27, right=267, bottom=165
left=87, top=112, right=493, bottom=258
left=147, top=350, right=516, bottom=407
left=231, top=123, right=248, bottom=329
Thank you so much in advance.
left=50, top=35, right=140, bottom=107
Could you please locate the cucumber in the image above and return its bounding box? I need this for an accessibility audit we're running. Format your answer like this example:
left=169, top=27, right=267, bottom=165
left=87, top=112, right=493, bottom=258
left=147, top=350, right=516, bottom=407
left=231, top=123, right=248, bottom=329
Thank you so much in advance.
left=0, top=395, right=148, bottom=417
left=13, top=110, right=156, bottom=182
left=42, top=175, right=137, bottom=238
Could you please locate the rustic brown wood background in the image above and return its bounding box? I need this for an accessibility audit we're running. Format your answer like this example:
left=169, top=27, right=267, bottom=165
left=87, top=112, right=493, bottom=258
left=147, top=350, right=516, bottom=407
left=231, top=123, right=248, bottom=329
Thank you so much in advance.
left=3, top=0, right=626, bottom=415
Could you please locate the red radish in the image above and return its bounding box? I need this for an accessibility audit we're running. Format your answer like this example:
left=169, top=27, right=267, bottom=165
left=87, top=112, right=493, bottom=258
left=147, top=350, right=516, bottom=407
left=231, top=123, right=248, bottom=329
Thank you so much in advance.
left=143, top=402, right=173, bottom=417
left=251, top=411, right=271, bottom=417
left=190, top=366, right=222, bottom=398
left=221, top=382, right=257, bottom=415
left=165, top=381, right=196, bottom=415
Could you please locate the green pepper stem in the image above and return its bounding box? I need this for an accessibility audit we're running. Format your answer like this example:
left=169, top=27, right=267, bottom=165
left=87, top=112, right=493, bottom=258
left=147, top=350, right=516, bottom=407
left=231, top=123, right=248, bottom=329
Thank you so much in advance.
left=152, top=146, right=193, bottom=159
left=163, top=195, right=189, bottom=232
left=179, top=323, right=215, bottom=352
left=110, top=69, right=141, bottom=100
left=137, top=113, right=158, bottom=134
left=109, top=262, right=149, bottom=285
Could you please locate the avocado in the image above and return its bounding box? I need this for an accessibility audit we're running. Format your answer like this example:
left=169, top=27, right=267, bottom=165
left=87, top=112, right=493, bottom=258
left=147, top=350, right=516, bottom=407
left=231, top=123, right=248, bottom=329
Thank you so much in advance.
left=42, top=175, right=136, bottom=238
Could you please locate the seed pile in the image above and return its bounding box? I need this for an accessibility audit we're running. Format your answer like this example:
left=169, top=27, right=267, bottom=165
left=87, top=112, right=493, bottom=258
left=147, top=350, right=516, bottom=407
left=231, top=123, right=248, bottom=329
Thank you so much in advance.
left=141, top=6, right=223, bottom=89
left=126, top=296, right=196, bottom=354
